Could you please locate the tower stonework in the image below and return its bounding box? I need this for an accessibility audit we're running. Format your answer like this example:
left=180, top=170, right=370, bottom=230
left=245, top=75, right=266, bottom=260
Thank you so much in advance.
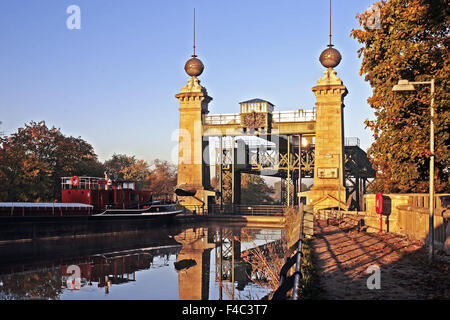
left=309, top=68, right=348, bottom=211
left=175, top=76, right=214, bottom=213
left=175, top=228, right=214, bottom=300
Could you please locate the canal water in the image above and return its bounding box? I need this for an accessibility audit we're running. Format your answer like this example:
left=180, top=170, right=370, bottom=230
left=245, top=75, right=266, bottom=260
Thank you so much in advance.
left=0, top=222, right=286, bottom=300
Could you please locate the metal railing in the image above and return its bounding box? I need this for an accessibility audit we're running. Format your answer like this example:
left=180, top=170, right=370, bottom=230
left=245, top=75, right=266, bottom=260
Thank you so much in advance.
left=214, top=137, right=277, bottom=149
left=207, top=204, right=285, bottom=216
left=204, top=114, right=241, bottom=125
left=204, top=110, right=317, bottom=125
left=345, top=137, right=360, bottom=147
left=272, top=110, right=316, bottom=123
left=180, top=204, right=206, bottom=215
left=317, top=208, right=346, bottom=223
left=410, top=194, right=450, bottom=214
left=272, top=205, right=306, bottom=300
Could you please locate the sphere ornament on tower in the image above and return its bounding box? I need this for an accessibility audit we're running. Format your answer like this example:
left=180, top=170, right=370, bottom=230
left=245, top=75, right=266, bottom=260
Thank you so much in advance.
left=319, top=45, right=342, bottom=68
left=320, top=0, right=342, bottom=69
left=184, top=55, right=204, bottom=77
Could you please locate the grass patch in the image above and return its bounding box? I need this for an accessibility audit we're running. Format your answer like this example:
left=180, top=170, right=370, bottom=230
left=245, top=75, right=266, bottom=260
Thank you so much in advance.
left=298, top=237, right=324, bottom=300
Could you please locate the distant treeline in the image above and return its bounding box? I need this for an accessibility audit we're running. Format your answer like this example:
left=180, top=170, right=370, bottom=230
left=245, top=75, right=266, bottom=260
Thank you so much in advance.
left=0, top=121, right=176, bottom=202
left=0, top=121, right=275, bottom=204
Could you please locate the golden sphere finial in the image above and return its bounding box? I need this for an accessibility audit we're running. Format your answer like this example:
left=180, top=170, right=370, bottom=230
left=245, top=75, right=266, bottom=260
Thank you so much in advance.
left=184, top=55, right=204, bottom=77
left=319, top=45, right=342, bottom=68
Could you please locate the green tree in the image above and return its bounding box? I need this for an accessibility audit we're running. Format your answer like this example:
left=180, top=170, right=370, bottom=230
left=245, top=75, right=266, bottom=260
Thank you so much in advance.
left=0, top=121, right=104, bottom=202
left=351, top=0, right=449, bottom=193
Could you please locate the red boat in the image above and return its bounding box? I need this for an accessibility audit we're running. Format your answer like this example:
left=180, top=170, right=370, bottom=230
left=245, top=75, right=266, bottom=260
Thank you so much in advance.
left=61, top=176, right=154, bottom=212
left=0, top=176, right=156, bottom=217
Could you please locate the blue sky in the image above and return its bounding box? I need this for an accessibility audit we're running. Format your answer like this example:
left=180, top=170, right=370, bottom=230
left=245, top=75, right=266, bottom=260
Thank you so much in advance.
left=0, top=0, right=377, bottom=164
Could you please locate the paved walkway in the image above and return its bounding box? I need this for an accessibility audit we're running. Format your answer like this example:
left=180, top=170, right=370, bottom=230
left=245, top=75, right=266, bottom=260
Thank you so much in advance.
left=312, top=219, right=450, bottom=299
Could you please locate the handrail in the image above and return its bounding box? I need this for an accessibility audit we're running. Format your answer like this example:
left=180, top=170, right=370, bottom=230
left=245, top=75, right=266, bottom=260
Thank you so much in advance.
left=181, top=204, right=205, bottom=215
left=272, top=204, right=305, bottom=300
left=345, top=137, right=360, bottom=147
left=292, top=206, right=305, bottom=300
left=207, top=204, right=286, bottom=216
left=204, top=110, right=317, bottom=125
left=204, top=114, right=241, bottom=125
left=272, top=110, right=316, bottom=123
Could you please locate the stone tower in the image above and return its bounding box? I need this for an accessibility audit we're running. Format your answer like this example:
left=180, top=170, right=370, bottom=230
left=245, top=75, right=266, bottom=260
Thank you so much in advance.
left=308, top=6, right=348, bottom=212
left=175, top=76, right=215, bottom=213
left=174, top=12, right=215, bottom=213
left=309, top=68, right=348, bottom=211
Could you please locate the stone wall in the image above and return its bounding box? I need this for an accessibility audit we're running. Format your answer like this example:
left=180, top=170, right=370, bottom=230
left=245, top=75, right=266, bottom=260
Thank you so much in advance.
left=362, top=193, right=450, bottom=253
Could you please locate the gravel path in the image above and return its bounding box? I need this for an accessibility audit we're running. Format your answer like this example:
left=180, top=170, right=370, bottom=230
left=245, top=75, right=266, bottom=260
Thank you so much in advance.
left=312, top=219, right=450, bottom=299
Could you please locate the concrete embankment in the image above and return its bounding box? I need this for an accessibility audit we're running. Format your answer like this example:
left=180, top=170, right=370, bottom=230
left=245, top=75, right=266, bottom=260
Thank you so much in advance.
left=0, top=212, right=287, bottom=244
left=176, top=214, right=286, bottom=228
left=0, top=215, right=177, bottom=243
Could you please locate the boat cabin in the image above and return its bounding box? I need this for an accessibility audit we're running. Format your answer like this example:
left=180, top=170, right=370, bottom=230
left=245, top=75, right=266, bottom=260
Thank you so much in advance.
left=61, top=176, right=153, bottom=211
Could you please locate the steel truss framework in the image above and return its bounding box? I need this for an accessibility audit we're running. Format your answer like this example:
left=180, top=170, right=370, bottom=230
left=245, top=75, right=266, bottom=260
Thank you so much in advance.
left=212, top=134, right=315, bottom=206
left=344, top=145, right=376, bottom=210
left=210, top=135, right=375, bottom=207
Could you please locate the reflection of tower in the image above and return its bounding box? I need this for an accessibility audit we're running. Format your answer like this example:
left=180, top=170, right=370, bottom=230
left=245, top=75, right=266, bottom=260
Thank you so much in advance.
left=309, top=0, right=347, bottom=211
left=174, top=228, right=215, bottom=300
left=175, top=9, right=215, bottom=213
left=214, top=228, right=245, bottom=300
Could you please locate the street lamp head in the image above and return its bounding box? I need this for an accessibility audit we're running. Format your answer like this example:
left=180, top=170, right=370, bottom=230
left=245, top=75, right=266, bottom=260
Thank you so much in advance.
left=391, top=76, right=436, bottom=261
left=301, top=137, right=309, bottom=147
left=392, top=79, right=416, bottom=92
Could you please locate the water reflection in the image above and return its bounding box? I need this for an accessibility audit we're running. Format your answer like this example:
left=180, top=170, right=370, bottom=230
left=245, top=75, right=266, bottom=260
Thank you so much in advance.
left=0, top=224, right=283, bottom=300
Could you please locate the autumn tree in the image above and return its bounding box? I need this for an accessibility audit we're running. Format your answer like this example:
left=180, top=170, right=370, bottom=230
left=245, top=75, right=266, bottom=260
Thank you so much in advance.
left=240, top=174, right=274, bottom=205
left=104, top=156, right=177, bottom=194
left=104, top=154, right=151, bottom=182
left=351, top=0, right=449, bottom=193
left=0, top=121, right=104, bottom=202
left=143, top=159, right=177, bottom=194
left=211, top=174, right=275, bottom=204
left=0, top=269, right=62, bottom=300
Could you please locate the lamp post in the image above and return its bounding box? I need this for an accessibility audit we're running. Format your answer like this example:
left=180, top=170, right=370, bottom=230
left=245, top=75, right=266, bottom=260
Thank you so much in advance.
left=392, top=78, right=435, bottom=262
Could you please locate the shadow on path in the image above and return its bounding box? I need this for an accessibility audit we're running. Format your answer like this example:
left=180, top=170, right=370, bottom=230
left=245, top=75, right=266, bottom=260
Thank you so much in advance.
left=312, top=219, right=450, bottom=299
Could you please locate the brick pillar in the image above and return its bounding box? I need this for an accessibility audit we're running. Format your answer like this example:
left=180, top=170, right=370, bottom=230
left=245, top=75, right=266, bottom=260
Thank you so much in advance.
left=309, top=68, right=348, bottom=211
left=175, top=77, right=214, bottom=213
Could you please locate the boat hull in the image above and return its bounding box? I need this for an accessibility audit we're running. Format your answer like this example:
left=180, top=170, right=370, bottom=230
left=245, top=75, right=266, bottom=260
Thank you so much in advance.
left=90, top=210, right=183, bottom=221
